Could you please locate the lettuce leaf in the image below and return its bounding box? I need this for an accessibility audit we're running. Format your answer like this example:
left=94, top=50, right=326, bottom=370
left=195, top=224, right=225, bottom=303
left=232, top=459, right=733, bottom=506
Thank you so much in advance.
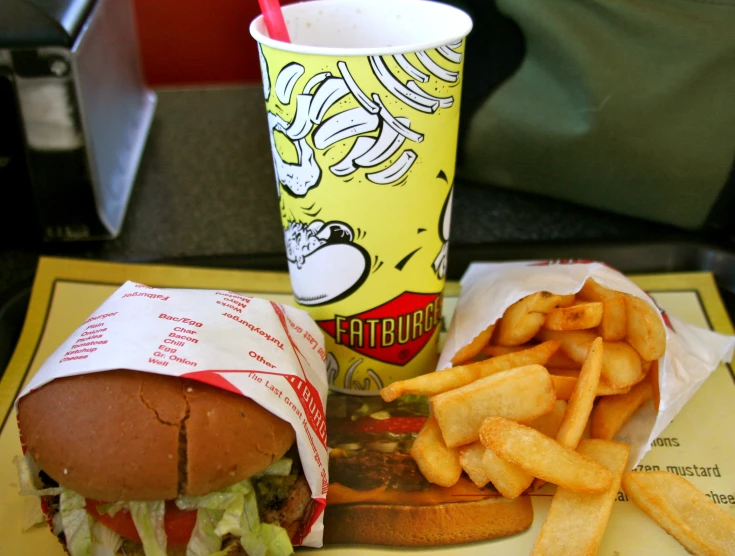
left=128, top=501, right=167, bottom=556
left=186, top=508, right=224, bottom=556
left=94, top=501, right=125, bottom=517
left=240, top=522, right=293, bottom=556
left=91, top=521, right=122, bottom=556
left=13, top=455, right=63, bottom=497
left=60, top=489, right=93, bottom=556
left=254, top=458, right=293, bottom=478
left=259, top=522, right=294, bottom=556
left=175, top=475, right=294, bottom=556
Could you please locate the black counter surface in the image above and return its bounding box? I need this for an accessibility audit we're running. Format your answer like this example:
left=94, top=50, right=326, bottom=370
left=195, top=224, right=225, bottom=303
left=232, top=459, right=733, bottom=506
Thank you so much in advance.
left=1, top=86, right=733, bottom=323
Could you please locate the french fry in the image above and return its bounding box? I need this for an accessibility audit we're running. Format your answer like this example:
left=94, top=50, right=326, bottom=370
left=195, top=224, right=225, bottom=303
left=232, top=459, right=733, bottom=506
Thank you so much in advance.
left=557, top=294, right=576, bottom=308
left=432, top=365, right=556, bottom=448
left=480, top=446, right=534, bottom=499
left=539, top=329, right=643, bottom=388
left=479, top=416, right=612, bottom=493
left=379, top=363, right=479, bottom=402
left=380, top=340, right=561, bottom=402
left=598, top=382, right=632, bottom=396
left=546, top=349, right=581, bottom=368
left=409, top=415, right=462, bottom=487
left=599, top=341, right=644, bottom=388
left=622, top=471, right=735, bottom=555
left=531, top=439, right=630, bottom=556
left=475, top=341, right=561, bottom=377
left=458, top=441, right=493, bottom=488
left=556, top=337, right=603, bottom=449
left=551, top=375, right=630, bottom=401
left=529, top=400, right=568, bottom=438
left=551, top=376, right=581, bottom=401
left=536, top=329, right=596, bottom=362
left=483, top=342, right=574, bottom=368
left=494, top=291, right=562, bottom=346
left=624, top=294, right=666, bottom=361
left=528, top=406, right=567, bottom=488
left=542, top=302, right=603, bottom=331
left=548, top=368, right=580, bottom=378
left=577, top=278, right=628, bottom=341
left=458, top=441, right=535, bottom=498
left=649, top=359, right=661, bottom=411
left=451, top=324, right=496, bottom=365
left=482, top=344, right=530, bottom=357
left=590, top=380, right=653, bottom=440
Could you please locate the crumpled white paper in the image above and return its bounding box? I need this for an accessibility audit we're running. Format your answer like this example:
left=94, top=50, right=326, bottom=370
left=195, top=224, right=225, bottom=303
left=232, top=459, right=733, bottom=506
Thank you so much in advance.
left=17, top=281, right=329, bottom=547
left=438, top=261, right=735, bottom=468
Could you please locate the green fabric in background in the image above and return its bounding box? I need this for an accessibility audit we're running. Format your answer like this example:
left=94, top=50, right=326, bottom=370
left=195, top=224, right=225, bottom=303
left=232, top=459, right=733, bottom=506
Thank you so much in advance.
left=461, top=0, right=735, bottom=230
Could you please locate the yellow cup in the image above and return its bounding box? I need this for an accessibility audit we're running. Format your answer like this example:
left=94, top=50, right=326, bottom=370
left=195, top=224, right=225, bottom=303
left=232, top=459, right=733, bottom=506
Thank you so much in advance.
left=250, top=0, right=472, bottom=394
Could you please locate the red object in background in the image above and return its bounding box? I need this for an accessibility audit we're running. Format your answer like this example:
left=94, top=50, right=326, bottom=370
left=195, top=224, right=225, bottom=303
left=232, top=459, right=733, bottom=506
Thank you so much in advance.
left=132, top=0, right=299, bottom=86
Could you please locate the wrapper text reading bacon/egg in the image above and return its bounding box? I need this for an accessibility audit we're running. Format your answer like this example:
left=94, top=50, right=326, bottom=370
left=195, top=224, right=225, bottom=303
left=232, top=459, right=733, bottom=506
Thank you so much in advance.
left=438, top=261, right=735, bottom=468
left=17, top=281, right=329, bottom=547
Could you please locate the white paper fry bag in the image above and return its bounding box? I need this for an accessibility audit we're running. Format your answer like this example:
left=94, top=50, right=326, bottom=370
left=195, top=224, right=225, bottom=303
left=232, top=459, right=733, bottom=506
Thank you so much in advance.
left=439, top=261, right=735, bottom=467
left=17, top=281, right=329, bottom=547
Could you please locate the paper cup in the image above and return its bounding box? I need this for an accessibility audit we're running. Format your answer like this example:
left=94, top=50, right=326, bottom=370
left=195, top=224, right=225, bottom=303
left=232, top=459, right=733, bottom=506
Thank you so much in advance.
left=250, top=0, right=472, bottom=394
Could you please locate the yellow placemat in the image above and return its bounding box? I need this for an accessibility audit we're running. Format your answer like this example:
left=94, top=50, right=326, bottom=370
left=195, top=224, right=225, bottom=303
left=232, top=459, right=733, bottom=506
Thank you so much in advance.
left=0, top=257, right=733, bottom=555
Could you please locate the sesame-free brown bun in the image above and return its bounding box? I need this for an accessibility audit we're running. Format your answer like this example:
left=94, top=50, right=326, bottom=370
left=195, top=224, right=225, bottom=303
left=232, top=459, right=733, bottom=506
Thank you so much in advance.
left=323, top=495, right=533, bottom=546
left=18, top=370, right=295, bottom=501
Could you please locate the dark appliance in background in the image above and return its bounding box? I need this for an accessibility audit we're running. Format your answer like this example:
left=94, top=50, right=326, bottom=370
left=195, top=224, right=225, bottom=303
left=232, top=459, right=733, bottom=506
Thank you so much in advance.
left=0, top=0, right=156, bottom=244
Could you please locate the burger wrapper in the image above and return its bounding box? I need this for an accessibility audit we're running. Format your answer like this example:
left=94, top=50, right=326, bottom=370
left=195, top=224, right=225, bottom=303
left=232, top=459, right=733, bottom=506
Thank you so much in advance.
left=438, top=261, right=735, bottom=468
left=16, top=281, right=329, bottom=547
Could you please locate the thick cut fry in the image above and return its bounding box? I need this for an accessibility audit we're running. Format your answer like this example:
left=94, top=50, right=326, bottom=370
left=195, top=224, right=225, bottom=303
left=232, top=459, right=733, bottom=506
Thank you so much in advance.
left=458, top=441, right=534, bottom=497
left=531, top=439, right=630, bottom=556
left=590, top=380, right=652, bottom=440
left=557, top=294, right=576, bottom=307
left=432, top=365, right=556, bottom=448
left=547, top=350, right=581, bottom=368
left=482, top=344, right=530, bottom=356
left=551, top=376, right=579, bottom=401
left=548, top=368, right=580, bottom=378
left=556, top=337, right=603, bottom=449
left=624, top=294, right=666, bottom=361
left=409, top=415, right=462, bottom=487
left=479, top=416, right=612, bottom=493
left=598, top=382, right=632, bottom=396
left=478, top=341, right=562, bottom=375
left=599, top=341, right=644, bottom=388
left=649, top=359, right=661, bottom=411
left=482, top=341, right=565, bottom=366
left=494, top=291, right=562, bottom=346
left=529, top=400, right=568, bottom=438
left=480, top=446, right=534, bottom=499
left=458, top=442, right=493, bottom=488
left=543, top=302, right=603, bottom=331
left=622, top=471, right=735, bottom=555
left=539, top=329, right=643, bottom=388
left=552, top=376, right=630, bottom=401
left=537, top=329, right=596, bottom=362
left=380, top=340, right=560, bottom=402
left=451, top=324, right=496, bottom=365
left=577, top=278, right=627, bottom=341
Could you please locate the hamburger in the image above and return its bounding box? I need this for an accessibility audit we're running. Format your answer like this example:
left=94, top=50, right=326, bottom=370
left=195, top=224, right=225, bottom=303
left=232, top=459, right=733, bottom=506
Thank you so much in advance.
left=16, top=369, right=315, bottom=556
left=323, top=393, right=533, bottom=546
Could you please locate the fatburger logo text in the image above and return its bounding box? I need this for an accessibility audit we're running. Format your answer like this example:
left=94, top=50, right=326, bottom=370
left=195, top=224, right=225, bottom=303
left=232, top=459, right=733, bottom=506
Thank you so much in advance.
left=318, top=292, right=442, bottom=366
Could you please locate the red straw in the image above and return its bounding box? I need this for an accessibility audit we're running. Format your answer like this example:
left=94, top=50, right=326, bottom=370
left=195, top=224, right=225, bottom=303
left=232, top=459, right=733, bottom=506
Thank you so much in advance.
left=257, top=0, right=292, bottom=43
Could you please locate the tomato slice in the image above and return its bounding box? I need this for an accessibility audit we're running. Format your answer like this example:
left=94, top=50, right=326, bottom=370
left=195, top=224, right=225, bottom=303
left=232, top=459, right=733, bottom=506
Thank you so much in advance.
left=348, top=416, right=427, bottom=435
left=86, top=499, right=197, bottom=546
